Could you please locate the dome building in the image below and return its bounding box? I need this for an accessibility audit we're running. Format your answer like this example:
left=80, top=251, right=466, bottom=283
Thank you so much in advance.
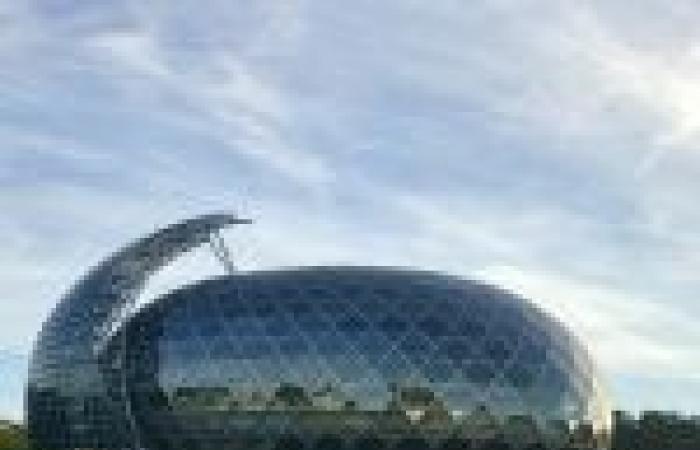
left=27, top=215, right=610, bottom=450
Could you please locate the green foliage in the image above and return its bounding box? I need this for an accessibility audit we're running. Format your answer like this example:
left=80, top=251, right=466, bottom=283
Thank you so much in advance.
left=0, top=422, right=28, bottom=450
left=273, top=383, right=311, bottom=407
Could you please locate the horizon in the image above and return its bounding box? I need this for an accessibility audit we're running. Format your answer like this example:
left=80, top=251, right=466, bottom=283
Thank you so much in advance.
left=1, top=1, right=700, bottom=421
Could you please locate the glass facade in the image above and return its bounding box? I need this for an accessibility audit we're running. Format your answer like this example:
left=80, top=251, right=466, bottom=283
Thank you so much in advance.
left=31, top=268, right=610, bottom=450
left=26, top=216, right=609, bottom=450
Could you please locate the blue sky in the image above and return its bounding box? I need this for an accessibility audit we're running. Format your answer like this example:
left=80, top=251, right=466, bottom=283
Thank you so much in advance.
left=2, top=0, right=700, bottom=421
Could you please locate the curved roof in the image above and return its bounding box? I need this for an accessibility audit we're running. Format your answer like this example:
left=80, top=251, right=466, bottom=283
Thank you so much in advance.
left=27, top=214, right=250, bottom=450
left=113, top=267, right=606, bottom=434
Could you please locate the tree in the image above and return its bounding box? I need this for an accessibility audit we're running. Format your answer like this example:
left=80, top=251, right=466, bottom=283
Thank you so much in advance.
left=273, top=383, right=312, bottom=408
left=0, top=422, right=28, bottom=450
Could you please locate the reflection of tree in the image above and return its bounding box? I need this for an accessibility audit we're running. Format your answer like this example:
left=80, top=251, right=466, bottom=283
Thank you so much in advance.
left=463, top=403, right=498, bottom=433
left=145, top=386, right=169, bottom=408
left=171, top=386, right=229, bottom=409
left=272, top=383, right=312, bottom=408
left=386, top=382, right=449, bottom=423
left=311, top=382, right=349, bottom=411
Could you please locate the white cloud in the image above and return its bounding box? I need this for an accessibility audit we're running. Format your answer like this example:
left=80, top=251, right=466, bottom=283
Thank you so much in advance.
left=1, top=0, right=700, bottom=417
left=83, top=26, right=335, bottom=188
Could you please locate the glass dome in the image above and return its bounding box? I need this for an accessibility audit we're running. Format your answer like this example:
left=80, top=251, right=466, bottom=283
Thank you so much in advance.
left=96, top=267, right=609, bottom=450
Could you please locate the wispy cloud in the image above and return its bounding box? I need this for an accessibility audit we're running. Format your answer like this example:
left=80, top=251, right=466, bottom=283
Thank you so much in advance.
left=1, top=0, right=700, bottom=418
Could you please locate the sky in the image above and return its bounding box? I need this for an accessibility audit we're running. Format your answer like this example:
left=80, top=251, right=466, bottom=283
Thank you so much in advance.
left=1, top=0, right=700, bottom=421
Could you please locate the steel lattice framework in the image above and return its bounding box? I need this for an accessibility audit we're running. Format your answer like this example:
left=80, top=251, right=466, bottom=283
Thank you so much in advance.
left=27, top=215, right=609, bottom=450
